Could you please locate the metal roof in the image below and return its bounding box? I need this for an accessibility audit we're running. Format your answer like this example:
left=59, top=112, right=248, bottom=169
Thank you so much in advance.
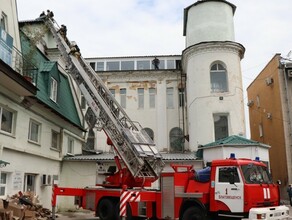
left=63, top=152, right=197, bottom=162
left=202, top=135, right=270, bottom=148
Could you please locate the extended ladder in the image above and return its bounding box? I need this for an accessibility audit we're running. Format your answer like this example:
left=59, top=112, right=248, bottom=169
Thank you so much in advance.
left=45, top=18, right=164, bottom=182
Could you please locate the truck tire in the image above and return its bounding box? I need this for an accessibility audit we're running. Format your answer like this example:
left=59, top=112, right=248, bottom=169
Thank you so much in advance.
left=97, top=198, right=115, bottom=220
left=182, top=207, right=206, bottom=220
left=115, top=203, right=133, bottom=220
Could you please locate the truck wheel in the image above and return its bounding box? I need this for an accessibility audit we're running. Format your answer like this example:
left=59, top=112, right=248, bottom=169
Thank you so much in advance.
left=97, top=198, right=115, bottom=220
left=182, top=207, right=206, bottom=220
left=115, top=203, right=133, bottom=220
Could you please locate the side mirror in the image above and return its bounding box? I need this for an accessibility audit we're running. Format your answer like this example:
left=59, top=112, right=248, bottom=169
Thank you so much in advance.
left=277, top=180, right=281, bottom=185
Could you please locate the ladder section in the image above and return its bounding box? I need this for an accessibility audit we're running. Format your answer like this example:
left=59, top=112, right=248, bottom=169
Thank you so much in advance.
left=45, top=18, right=164, bottom=181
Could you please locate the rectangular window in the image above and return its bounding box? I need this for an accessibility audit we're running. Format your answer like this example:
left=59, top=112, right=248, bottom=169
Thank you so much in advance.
left=149, top=88, right=156, bottom=108
left=121, top=61, right=134, bottom=70
left=96, top=62, right=104, bottom=71
left=167, top=87, right=174, bottom=108
left=89, top=62, right=96, bottom=70
left=24, top=174, right=36, bottom=192
left=137, top=60, right=150, bottom=70
left=120, top=88, right=126, bottom=108
left=138, top=88, right=144, bottom=109
left=179, top=88, right=185, bottom=107
left=0, top=107, right=13, bottom=134
left=214, top=114, right=228, bottom=141
left=106, top=61, right=120, bottom=71
left=68, top=138, right=74, bottom=154
left=50, top=77, right=58, bottom=102
left=218, top=167, right=240, bottom=183
left=28, top=120, right=41, bottom=143
left=109, top=89, right=115, bottom=97
left=0, top=12, right=7, bottom=31
left=167, top=60, right=175, bottom=69
left=81, top=95, right=86, bottom=110
left=0, top=172, right=7, bottom=196
left=51, top=130, right=60, bottom=150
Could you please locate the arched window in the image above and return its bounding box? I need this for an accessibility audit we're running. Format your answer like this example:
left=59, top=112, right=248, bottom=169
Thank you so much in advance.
left=169, top=127, right=184, bottom=152
left=210, top=62, right=228, bottom=93
left=142, top=127, right=154, bottom=141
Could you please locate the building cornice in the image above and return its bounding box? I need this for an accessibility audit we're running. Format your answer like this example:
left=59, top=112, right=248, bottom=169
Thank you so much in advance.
left=182, top=41, right=245, bottom=70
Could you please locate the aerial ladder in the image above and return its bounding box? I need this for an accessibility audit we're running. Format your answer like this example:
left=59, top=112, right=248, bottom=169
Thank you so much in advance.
left=44, top=18, right=164, bottom=187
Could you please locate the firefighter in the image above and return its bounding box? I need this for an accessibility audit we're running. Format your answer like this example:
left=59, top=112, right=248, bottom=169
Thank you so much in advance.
left=287, top=184, right=292, bottom=206
left=69, top=42, right=81, bottom=59
left=152, top=57, right=160, bottom=70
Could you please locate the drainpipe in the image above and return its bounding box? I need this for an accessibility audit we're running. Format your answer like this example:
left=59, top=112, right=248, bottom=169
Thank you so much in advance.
left=281, top=61, right=292, bottom=185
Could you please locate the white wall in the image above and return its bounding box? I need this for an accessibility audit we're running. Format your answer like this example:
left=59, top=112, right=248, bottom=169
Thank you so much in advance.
left=203, top=146, right=270, bottom=166
left=185, top=1, right=235, bottom=47
left=183, top=43, right=246, bottom=151
left=0, top=90, right=84, bottom=209
left=0, top=0, right=21, bottom=49
left=57, top=161, right=97, bottom=211
left=94, top=70, right=184, bottom=152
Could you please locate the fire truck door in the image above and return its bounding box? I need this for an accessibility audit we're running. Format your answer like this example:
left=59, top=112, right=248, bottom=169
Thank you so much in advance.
left=214, top=166, right=244, bottom=212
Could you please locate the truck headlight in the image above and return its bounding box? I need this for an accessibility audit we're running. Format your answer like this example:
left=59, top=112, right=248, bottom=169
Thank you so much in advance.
left=256, top=213, right=266, bottom=219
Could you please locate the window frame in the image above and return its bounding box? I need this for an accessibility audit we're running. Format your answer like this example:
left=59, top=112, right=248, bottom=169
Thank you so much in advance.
left=50, top=77, right=58, bottom=102
left=0, top=172, right=7, bottom=196
left=0, top=106, right=14, bottom=134
left=120, top=88, right=127, bottom=108
left=51, top=130, right=60, bottom=150
left=149, top=88, right=156, bottom=109
left=214, top=114, right=229, bottom=141
left=178, top=88, right=185, bottom=107
left=210, top=62, right=228, bottom=93
left=166, top=87, right=174, bottom=109
left=28, top=119, right=41, bottom=144
left=24, top=173, right=36, bottom=192
left=0, top=12, right=8, bottom=31
left=67, top=137, right=74, bottom=154
left=138, top=88, right=144, bottom=109
left=169, top=127, right=184, bottom=152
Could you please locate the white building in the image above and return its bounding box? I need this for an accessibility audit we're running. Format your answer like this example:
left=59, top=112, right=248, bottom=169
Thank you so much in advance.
left=182, top=0, right=246, bottom=150
left=85, top=0, right=246, bottom=154
left=85, top=55, right=187, bottom=153
left=0, top=0, right=85, bottom=209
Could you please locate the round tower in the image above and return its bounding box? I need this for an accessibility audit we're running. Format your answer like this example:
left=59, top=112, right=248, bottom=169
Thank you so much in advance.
left=182, top=0, right=246, bottom=151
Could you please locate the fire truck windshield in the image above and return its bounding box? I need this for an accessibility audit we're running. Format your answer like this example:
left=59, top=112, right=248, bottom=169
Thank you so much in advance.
left=241, top=164, right=272, bottom=184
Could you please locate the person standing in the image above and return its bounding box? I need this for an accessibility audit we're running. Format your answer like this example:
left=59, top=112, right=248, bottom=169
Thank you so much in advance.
left=152, top=57, right=160, bottom=70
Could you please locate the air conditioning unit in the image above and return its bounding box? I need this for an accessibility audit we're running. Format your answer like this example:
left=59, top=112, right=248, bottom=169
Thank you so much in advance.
left=267, top=113, right=272, bottom=119
left=287, top=69, right=292, bottom=78
left=265, top=77, right=274, bottom=86
left=41, top=174, right=52, bottom=186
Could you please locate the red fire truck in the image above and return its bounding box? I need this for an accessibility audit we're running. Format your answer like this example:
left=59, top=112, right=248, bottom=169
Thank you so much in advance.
left=43, top=17, right=289, bottom=219
left=52, top=155, right=289, bottom=220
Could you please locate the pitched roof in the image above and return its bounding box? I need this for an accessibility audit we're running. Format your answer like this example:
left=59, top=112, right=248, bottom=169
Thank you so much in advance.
left=20, top=31, right=83, bottom=129
left=202, top=135, right=270, bottom=148
left=63, top=152, right=197, bottom=162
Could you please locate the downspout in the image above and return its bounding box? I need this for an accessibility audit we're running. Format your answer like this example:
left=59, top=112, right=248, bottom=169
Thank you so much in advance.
left=281, top=61, right=292, bottom=185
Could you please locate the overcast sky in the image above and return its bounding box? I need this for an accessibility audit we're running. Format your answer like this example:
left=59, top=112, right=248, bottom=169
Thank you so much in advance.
left=16, top=0, right=292, bottom=136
